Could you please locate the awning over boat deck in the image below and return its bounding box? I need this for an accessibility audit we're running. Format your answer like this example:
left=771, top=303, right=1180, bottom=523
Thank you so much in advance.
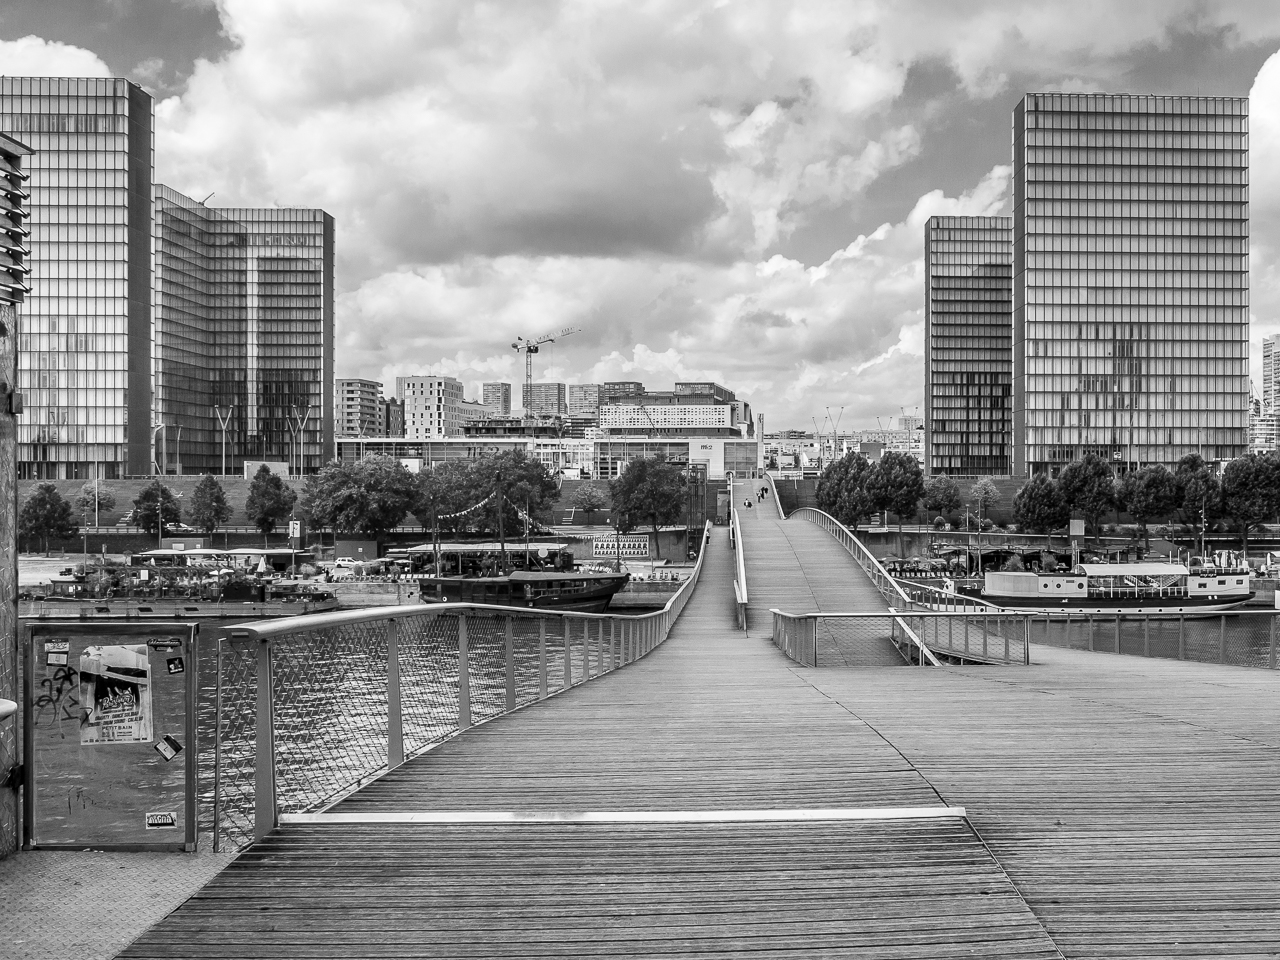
left=1073, top=563, right=1189, bottom=577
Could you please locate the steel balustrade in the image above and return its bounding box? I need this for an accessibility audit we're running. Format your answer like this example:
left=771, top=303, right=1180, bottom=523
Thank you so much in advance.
left=213, top=522, right=713, bottom=853
left=730, top=504, right=748, bottom=631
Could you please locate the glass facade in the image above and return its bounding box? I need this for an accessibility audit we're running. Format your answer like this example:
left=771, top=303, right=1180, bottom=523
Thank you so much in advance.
left=1013, top=93, right=1249, bottom=475
left=1, top=77, right=153, bottom=479
left=924, top=216, right=1013, bottom=476
left=154, top=186, right=334, bottom=475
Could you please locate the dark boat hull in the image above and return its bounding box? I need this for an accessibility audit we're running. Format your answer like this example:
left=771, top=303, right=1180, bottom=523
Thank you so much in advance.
left=416, top=573, right=630, bottom=614
left=958, top=585, right=1254, bottom=615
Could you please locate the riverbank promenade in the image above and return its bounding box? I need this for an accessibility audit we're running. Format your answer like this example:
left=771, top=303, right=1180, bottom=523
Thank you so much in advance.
left=5, top=502, right=1280, bottom=958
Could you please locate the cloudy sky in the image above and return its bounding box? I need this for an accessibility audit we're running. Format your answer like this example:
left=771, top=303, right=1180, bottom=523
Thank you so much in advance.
left=5, top=1, right=1280, bottom=431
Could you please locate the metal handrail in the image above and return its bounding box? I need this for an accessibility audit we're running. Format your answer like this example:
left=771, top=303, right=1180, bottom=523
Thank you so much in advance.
left=730, top=503, right=748, bottom=631
left=790, top=507, right=913, bottom=607
left=763, top=472, right=786, bottom=519
left=770, top=608, right=1028, bottom=667
left=215, top=521, right=714, bottom=851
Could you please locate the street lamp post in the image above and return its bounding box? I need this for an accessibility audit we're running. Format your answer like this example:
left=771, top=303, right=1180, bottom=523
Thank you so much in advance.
left=152, top=423, right=168, bottom=476
left=214, top=404, right=235, bottom=476
left=286, top=404, right=314, bottom=476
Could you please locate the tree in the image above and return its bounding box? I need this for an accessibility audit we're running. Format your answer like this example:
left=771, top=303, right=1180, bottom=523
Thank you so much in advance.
left=1174, top=453, right=1222, bottom=530
left=1220, top=452, right=1280, bottom=556
left=245, top=465, right=297, bottom=544
left=19, top=483, right=77, bottom=555
left=1058, top=455, right=1115, bottom=542
left=968, top=478, right=1001, bottom=525
left=189, top=474, right=233, bottom=543
left=74, top=481, right=115, bottom=526
left=865, top=452, right=924, bottom=555
left=922, top=475, right=961, bottom=521
left=302, top=455, right=417, bottom=540
left=409, top=460, right=480, bottom=537
left=816, top=452, right=877, bottom=529
left=1116, top=465, right=1177, bottom=548
left=608, top=456, right=687, bottom=559
left=1013, top=474, right=1070, bottom=546
left=132, top=480, right=182, bottom=536
left=571, top=483, right=609, bottom=525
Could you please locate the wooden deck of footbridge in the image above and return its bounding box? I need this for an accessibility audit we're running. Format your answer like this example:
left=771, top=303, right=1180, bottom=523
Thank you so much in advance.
left=118, top=515, right=1280, bottom=959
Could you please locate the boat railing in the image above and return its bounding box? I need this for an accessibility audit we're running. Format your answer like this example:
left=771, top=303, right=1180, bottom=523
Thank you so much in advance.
left=210, top=520, right=714, bottom=854
left=730, top=503, right=748, bottom=631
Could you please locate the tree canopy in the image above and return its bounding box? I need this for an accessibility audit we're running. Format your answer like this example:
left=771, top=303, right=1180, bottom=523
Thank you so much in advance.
left=815, top=452, right=876, bottom=528
left=922, top=475, right=961, bottom=519
left=608, top=456, right=686, bottom=558
left=1057, top=454, right=1115, bottom=541
left=1220, top=452, right=1280, bottom=554
left=968, top=478, right=1001, bottom=519
left=20, top=483, right=77, bottom=553
left=245, top=465, right=297, bottom=539
left=132, top=480, right=182, bottom=536
left=189, top=474, right=233, bottom=537
left=1012, top=474, right=1070, bottom=544
left=301, top=456, right=417, bottom=540
left=1117, top=465, right=1177, bottom=547
left=1174, top=453, right=1222, bottom=527
left=74, top=481, right=115, bottom=524
left=570, top=483, right=609, bottom=524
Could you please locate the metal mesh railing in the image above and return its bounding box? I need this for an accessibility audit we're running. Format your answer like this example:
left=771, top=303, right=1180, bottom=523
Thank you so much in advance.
left=1026, top=610, right=1280, bottom=670
left=771, top=610, right=1029, bottom=667
left=213, top=522, right=713, bottom=852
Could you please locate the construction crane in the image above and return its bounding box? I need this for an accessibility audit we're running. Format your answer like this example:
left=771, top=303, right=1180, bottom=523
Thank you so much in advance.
left=511, top=326, right=580, bottom=411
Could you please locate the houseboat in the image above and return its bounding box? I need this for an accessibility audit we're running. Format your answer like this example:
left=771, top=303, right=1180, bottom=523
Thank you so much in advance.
left=388, top=541, right=630, bottom=613
left=954, top=554, right=1253, bottom=615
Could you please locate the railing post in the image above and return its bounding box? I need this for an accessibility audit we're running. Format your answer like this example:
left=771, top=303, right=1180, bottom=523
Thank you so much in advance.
left=504, top=616, right=515, bottom=711
left=1219, top=615, right=1227, bottom=664
left=609, top=620, right=617, bottom=671
left=982, top=614, right=989, bottom=658
left=596, top=620, right=605, bottom=675
left=582, top=620, right=591, bottom=677
left=538, top=620, right=548, bottom=699
left=563, top=618, right=572, bottom=688
left=1088, top=615, right=1095, bottom=652
left=1270, top=614, right=1277, bottom=670
left=1114, top=615, right=1121, bottom=655
left=1003, top=617, right=1010, bottom=663
left=254, top=638, right=276, bottom=842
left=457, top=615, right=472, bottom=731
left=1143, top=615, right=1150, bottom=658
left=1178, top=615, right=1186, bottom=660
left=387, top=618, right=404, bottom=771
left=1022, top=617, right=1031, bottom=665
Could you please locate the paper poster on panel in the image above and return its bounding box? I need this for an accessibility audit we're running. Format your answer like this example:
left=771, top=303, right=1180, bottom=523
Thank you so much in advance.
left=79, top=644, right=154, bottom=744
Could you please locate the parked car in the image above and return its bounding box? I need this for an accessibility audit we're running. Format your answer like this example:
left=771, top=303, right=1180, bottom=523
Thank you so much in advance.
left=164, top=522, right=196, bottom=534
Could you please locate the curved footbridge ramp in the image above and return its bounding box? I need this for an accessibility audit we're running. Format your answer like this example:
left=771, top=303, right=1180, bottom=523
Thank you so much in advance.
left=732, top=479, right=908, bottom=665
left=118, top=526, right=1065, bottom=960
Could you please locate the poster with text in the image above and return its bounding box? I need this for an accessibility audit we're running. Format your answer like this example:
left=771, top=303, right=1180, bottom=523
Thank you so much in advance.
left=79, top=644, right=153, bottom=744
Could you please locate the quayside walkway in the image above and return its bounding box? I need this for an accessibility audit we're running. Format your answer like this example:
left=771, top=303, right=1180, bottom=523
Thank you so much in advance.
left=119, top=528, right=1063, bottom=959
left=733, top=481, right=903, bottom=665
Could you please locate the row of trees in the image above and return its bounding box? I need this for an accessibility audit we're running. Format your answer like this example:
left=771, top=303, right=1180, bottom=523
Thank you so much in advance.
left=18, top=466, right=298, bottom=553
left=18, top=453, right=696, bottom=559
left=815, top=450, right=1280, bottom=554
left=1011, top=452, right=1280, bottom=552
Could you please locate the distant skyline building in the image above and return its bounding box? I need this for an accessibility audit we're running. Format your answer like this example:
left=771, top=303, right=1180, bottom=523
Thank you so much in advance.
left=482, top=381, right=511, bottom=416
left=335, top=378, right=383, bottom=437
left=398, top=374, right=464, bottom=439
left=601, top=381, right=644, bottom=404
left=567, top=383, right=600, bottom=418
left=1, top=77, right=154, bottom=479
left=523, top=381, right=566, bottom=417
left=1012, top=93, right=1249, bottom=475
left=380, top=396, right=403, bottom=437
left=1263, top=334, right=1278, bottom=413
left=153, top=186, right=334, bottom=475
left=924, top=215, right=1013, bottom=476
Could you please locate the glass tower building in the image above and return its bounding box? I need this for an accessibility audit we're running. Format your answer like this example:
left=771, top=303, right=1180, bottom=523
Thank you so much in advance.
left=1013, top=93, right=1249, bottom=475
left=924, top=215, right=1013, bottom=475
left=0, top=77, right=153, bottom=479
left=154, top=186, right=334, bottom=475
